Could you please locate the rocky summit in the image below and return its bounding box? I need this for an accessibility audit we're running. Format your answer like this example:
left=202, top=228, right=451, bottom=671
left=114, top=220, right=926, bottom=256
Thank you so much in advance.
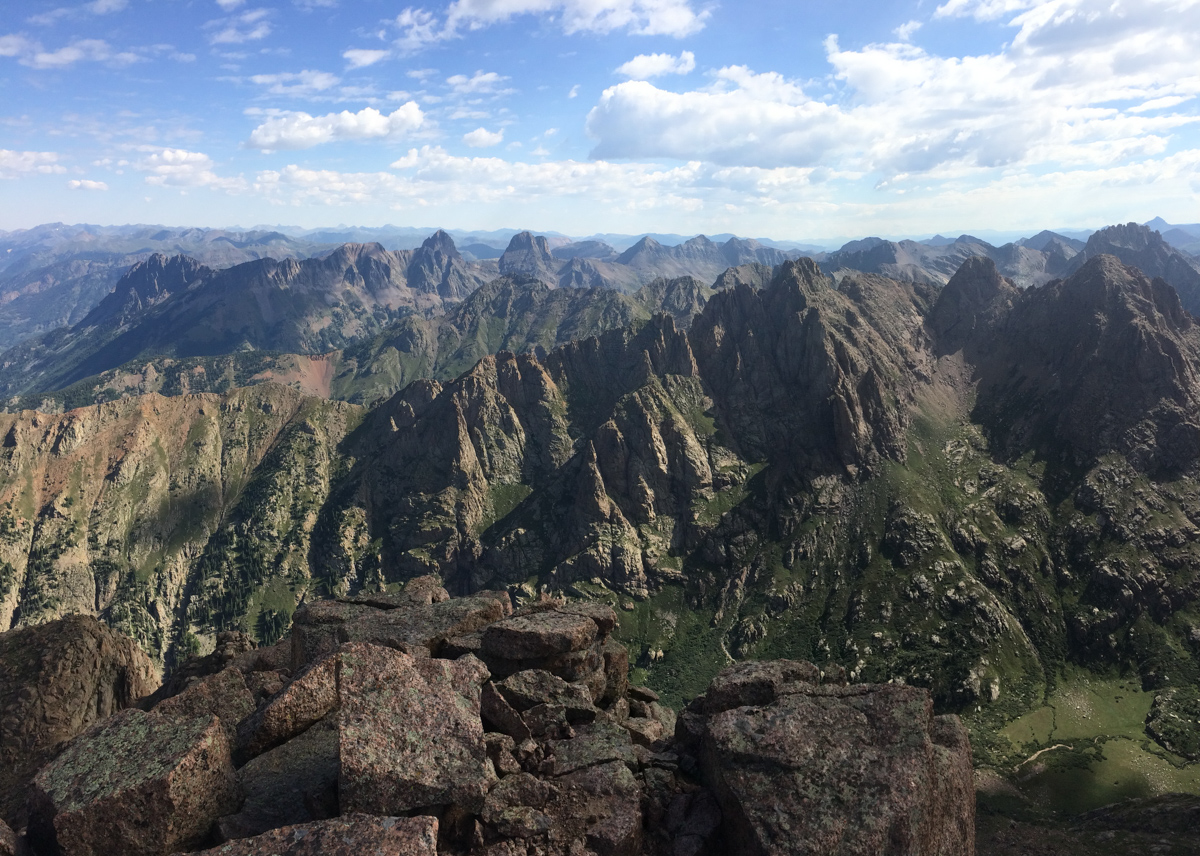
left=1, top=576, right=974, bottom=856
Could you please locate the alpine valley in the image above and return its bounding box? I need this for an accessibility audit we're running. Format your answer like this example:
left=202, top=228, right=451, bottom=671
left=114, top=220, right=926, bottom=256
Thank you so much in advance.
left=3, top=219, right=1200, bottom=853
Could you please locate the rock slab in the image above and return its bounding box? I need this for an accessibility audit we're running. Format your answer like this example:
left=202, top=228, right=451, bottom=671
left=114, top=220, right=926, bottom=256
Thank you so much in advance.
left=189, top=814, right=438, bottom=856
left=28, top=708, right=238, bottom=856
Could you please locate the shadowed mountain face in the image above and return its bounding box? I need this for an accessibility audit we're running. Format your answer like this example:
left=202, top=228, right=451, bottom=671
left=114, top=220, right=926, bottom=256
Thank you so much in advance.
left=1066, top=222, right=1200, bottom=314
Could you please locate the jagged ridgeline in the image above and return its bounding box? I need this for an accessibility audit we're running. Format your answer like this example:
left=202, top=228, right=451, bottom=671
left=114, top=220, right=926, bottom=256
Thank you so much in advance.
left=2, top=251, right=1200, bottom=786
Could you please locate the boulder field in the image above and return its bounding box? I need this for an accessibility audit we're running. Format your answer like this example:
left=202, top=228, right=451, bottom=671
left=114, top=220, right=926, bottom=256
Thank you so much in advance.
left=0, top=579, right=975, bottom=856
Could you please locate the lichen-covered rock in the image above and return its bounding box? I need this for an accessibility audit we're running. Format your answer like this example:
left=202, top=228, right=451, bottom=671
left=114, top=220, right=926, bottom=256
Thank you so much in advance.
left=340, top=574, right=451, bottom=608
left=481, top=610, right=598, bottom=660
left=291, top=595, right=509, bottom=667
left=697, top=678, right=973, bottom=856
left=236, top=651, right=338, bottom=760
left=152, top=667, right=256, bottom=741
left=695, top=659, right=820, bottom=714
left=336, top=643, right=493, bottom=816
left=28, top=709, right=238, bottom=856
left=189, top=814, right=438, bottom=856
left=0, top=615, right=160, bottom=825
left=496, top=669, right=596, bottom=722
left=547, top=718, right=637, bottom=776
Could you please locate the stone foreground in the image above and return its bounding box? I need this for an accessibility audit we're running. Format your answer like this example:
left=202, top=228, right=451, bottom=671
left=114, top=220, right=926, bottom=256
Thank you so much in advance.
left=1, top=578, right=976, bottom=855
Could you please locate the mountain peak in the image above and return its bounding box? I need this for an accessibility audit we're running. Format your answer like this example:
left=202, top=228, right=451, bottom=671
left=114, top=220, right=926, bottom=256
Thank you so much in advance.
left=81, top=253, right=211, bottom=329
left=421, top=229, right=461, bottom=258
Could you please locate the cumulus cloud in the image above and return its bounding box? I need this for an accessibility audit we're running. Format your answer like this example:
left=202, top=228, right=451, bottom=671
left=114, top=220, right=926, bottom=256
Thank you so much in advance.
left=67, top=178, right=108, bottom=190
left=615, top=50, right=695, bottom=78
left=246, top=103, right=426, bottom=150
left=344, top=48, right=389, bottom=68
left=134, top=147, right=247, bottom=191
left=586, top=0, right=1200, bottom=180
left=207, top=9, right=271, bottom=44
left=463, top=127, right=503, bottom=147
left=392, top=0, right=707, bottom=51
left=0, top=149, right=67, bottom=178
left=249, top=69, right=340, bottom=96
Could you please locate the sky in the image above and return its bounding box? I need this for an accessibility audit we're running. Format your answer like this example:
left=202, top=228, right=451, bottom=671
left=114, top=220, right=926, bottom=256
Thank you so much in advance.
left=1, top=0, right=1199, bottom=241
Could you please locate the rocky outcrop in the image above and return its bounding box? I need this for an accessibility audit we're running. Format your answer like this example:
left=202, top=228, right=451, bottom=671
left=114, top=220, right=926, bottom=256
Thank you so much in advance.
left=82, top=254, right=212, bottom=328
left=2, top=589, right=977, bottom=856
left=676, top=660, right=974, bottom=856
left=0, top=615, right=159, bottom=825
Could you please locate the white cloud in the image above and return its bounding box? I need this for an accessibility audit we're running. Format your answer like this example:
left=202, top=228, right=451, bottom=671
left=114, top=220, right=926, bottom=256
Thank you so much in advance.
left=27, top=0, right=126, bottom=25
left=134, top=147, right=247, bottom=191
left=344, top=48, right=389, bottom=68
left=207, top=9, right=272, bottom=44
left=894, top=20, right=922, bottom=40
left=392, top=0, right=708, bottom=51
left=934, top=0, right=1036, bottom=20
left=568, top=84, right=580, bottom=98
left=249, top=69, right=340, bottom=96
left=586, top=0, right=1200, bottom=180
left=0, top=35, right=35, bottom=57
left=216, top=0, right=245, bottom=9
left=463, top=127, right=503, bottom=147
left=446, top=70, right=510, bottom=95
left=0, top=33, right=141, bottom=68
left=67, top=178, right=108, bottom=190
left=0, top=149, right=66, bottom=177
left=246, top=103, right=426, bottom=150
left=615, top=50, right=695, bottom=78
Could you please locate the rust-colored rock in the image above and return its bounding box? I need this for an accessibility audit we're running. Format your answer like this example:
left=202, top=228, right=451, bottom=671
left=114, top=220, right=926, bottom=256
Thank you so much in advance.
left=153, top=666, right=256, bottom=740
left=236, top=651, right=338, bottom=760
left=496, top=669, right=596, bottom=722
left=697, top=675, right=973, bottom=856
left=28, top=709, right=238, bottom=856
left=481, top=610, right=598, bottom=660
left=336, top=643, right=493, bottom=816
left=189, top=814, right=438, bottom=856
left=0, top=615, right=159, bottom=825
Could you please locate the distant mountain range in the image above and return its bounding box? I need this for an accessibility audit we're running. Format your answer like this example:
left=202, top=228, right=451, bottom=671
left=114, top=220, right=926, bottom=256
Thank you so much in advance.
left=4, top=221, right=1200, bottom=413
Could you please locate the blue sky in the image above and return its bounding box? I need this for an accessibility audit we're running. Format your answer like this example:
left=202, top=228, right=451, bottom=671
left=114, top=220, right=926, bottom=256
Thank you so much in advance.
left=2, top=0, right=1198, bottom=240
